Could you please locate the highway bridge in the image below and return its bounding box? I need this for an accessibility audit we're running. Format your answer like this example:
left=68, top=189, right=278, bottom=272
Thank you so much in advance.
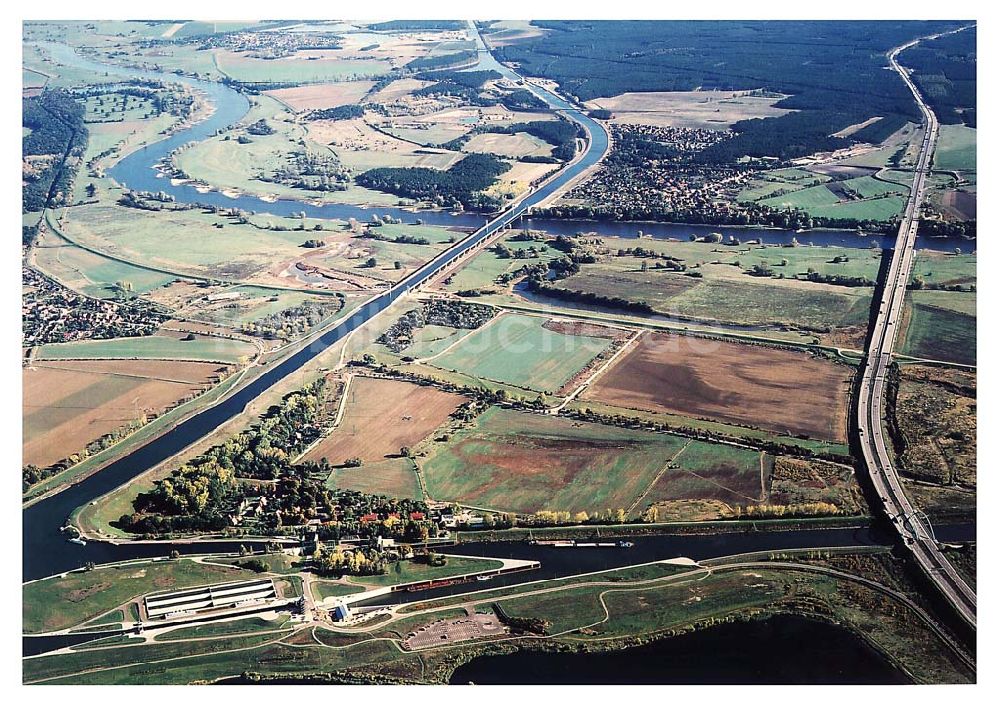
left=855, top=28, right=976, bottom=628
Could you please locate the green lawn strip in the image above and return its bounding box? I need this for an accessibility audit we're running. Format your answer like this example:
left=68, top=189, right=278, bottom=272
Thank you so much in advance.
left=36, top=638, right=410, bottom=685
left=77, top=609, right=125, bottom=629
left=348, top=556, right=505, bottom=588
left=23, top=631, right=287, bottom=684
left=70, top=635, right=145, bottom=651
left=211, top=553, right=306, bottom=575
left=23, top=559, right=251, bottom=634
left=154, top=615, right=290, bottom=642
left=397, top=562, right=689, bottom=615
left=312, top=581, right=367, bottom=601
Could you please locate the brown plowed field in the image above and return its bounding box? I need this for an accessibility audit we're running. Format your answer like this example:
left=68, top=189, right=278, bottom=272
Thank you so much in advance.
left=304, top=377, right=465, bottom=466
left=23, top=360, right=227, bottom=467
left=582, top=333, right=852, bottom=442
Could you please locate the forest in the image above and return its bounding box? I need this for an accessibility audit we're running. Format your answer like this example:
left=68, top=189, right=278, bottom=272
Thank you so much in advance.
left=356, top=153, right=510, bottom=210
left=492, top=20, right=969, bottom=160
left=22, top=89, right=88, bottom=212
left=900, top=26, right=976, bottom=126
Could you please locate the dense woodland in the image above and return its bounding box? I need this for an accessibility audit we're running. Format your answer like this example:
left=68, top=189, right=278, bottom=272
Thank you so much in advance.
left=900, top=27, right=976, bottom=126
left=22, top=89, right=88, bottom=212
left=356, top=153, right=510, bottom=210
left=492, top=20, right=970, bottom=161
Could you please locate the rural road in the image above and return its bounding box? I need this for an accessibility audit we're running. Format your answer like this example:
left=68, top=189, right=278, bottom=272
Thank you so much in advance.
left=854, top=26, right=976, bottom=627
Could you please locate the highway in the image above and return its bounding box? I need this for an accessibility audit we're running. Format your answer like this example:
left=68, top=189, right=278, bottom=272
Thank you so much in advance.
left=855, top=29, right=976, bottom=627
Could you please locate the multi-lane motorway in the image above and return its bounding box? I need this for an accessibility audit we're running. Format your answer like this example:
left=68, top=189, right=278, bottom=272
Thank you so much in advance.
left=855, top=29, right=976, bottom=628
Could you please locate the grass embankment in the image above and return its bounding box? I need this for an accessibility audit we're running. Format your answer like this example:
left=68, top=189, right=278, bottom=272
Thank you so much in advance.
left=23, top=559, right=252, bottom=634
left=347, top=556, right=505, bottom=588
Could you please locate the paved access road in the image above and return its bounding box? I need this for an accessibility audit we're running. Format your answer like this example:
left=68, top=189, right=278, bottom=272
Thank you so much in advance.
left=855, top=27, right=976, bottom=627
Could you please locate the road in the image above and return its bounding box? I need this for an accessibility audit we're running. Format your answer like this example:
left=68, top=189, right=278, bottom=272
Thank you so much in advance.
left=855, top=28, right=976, bottom=627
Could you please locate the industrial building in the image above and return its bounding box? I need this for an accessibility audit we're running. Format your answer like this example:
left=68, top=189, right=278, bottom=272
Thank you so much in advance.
left=144, top=578, right=277, bottom=619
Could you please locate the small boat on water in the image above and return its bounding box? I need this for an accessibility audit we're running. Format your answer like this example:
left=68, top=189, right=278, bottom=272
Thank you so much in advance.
left=68, top=537, right=87, bottom=546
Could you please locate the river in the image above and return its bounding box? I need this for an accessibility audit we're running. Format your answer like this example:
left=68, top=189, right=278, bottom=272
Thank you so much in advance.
left=448, top=614, right=911, bottom=684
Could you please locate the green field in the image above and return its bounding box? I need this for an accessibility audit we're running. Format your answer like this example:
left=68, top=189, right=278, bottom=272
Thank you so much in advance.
left=934, top=125, right=976, bottom=173
left=402, top=324, right=470, bottom=358
left=430, top=313, right=613, bottom=393
left=38, top=335, right=256, bottom=362
left=155, top=615, right=290, bottom=641
left=311, top=581, right=367, bottom=601
left=910, top=250, right=976, bottom=288
left=23, top=559, right=249, bottom=634
left=422, top=407, right=692, bottom=514
left=841, top=175, right=907, bottom=198
left=909, top=289, right=976, bottom=317
left=216, top=53, right=392, bottom=83
left=759, top=183, right=840, bottom=210
left=638, top=443, right=766, bottom=513
left=805, top=195, right=907, bottom=221
left=34, top=237, right=176, bottom=298
left=670, top=277, right=871, bottom=329
left=347, top=556, right=505, bottom=588
left=901, top=300, right=976, bottom=366
left=327, top=457, right=423, bottom=499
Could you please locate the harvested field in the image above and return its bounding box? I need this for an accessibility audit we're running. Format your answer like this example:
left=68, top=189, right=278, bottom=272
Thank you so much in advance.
left=541, top=319, right=624, bottom=339
left=583, top=332, right=853, bottom=442
left=586, top=90, right=791, bottom=130
left=23, top=359, right=227, bottom=468
left=304, top=377, right=465, bottom=466
left=367, top=78, right=434, bottom=103
left=463, top=132, right=552, bottom=158
left=937, top=189, right=977, bottom=221
left=422, top=407, right=691, bottom=514
left=265, top=82, right=376, bottom=112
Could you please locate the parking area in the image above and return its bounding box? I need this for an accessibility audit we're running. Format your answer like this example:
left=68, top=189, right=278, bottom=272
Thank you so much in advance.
left=403, top=611, right=506, bottom=650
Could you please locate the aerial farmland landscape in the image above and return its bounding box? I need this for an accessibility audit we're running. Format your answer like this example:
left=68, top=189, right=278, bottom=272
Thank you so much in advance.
left=19, top=12, right=979, bottom=690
